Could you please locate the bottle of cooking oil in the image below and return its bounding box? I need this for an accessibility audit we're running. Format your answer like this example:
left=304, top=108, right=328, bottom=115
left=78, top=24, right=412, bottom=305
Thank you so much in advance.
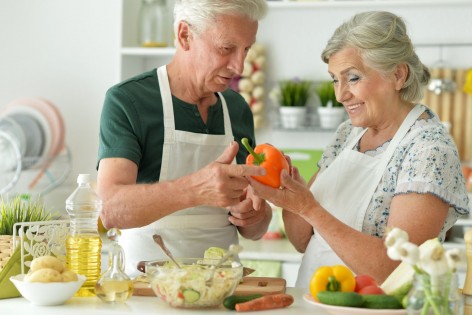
left=66, top=174, right=102, bottom=297
left=95, top=228, right=133, bottom=303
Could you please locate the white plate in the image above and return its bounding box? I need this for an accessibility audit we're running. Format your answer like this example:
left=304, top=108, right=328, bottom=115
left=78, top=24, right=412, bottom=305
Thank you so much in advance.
left=0, top=103, right=52, bottom=165
left=303, top=294, right=407, bottom=315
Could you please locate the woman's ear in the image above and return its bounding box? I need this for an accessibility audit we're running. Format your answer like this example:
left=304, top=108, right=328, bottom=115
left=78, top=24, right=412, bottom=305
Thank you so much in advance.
left=176, top=21, right=191, bottom=50
left=394, top=63, right=409, bottom=90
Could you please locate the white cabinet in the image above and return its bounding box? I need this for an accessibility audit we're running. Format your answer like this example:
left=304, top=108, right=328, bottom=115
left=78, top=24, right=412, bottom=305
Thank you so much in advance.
left=119, top=0, right=176, bottom=81
left=118, top=0, right=472, bottom=82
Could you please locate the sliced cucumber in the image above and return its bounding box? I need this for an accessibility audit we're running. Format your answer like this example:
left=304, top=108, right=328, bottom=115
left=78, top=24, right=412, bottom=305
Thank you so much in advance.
left=182, top=288, right=200, bottom=303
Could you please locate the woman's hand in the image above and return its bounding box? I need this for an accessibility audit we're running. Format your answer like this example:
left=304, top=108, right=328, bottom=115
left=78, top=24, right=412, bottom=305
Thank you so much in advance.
left=249, top=168, right=317, bottom=218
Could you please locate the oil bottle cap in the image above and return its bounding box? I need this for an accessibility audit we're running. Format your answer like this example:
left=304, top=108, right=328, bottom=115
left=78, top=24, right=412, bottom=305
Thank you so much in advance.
left=77, top=174, right=91, bottom=184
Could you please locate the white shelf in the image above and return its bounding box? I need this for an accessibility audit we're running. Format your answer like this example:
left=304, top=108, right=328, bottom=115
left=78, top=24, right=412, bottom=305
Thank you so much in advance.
left=267, top=0, right=472, bottom=9
left=121, top=47, right=176, bottom=57
left=457, top=218, right=472, bottom=227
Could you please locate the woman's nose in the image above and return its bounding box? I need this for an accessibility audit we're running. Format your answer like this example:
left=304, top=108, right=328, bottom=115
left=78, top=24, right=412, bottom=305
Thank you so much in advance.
left=335, top=82, right=351, bottom=103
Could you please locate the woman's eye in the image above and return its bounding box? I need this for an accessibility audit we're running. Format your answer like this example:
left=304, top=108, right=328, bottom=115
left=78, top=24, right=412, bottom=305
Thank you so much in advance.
left=348, top=75, right=360, bottom=83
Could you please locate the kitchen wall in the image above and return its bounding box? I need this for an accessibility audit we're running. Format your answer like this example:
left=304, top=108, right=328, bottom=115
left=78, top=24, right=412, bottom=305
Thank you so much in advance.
left=255, top=1, right=472, bottom=147
left=0, top=0, right=471, bottom=212
left=0, top=0, right=120, bottom=212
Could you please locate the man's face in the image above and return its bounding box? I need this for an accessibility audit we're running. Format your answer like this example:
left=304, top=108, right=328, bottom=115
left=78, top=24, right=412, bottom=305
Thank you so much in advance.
left=189, top=14, right=258, bottom=94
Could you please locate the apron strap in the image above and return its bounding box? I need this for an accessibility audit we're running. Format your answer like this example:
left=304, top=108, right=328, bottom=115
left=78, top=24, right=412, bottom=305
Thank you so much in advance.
left=157, top=66, right=174, bottom=180
left=353, top=104, right=425, bottom=228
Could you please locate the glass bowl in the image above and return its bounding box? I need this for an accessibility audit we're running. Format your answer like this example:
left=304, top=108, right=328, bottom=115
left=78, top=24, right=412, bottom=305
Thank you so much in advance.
left=145, top=258, right=243, bottom=308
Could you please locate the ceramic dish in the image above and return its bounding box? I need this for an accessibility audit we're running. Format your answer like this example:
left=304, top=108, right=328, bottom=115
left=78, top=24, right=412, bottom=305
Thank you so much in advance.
left=303, top=294, right=407, bottom=315
left=0, top=103, right=52, bottom=166
left=10, top=274, right=86, bottom=306
left=8, top=113, right=45, bottom=163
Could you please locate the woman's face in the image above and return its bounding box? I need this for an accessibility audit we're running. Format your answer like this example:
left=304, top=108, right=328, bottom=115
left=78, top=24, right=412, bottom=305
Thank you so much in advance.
left=328, top=47, right=402, bottom=129
left=189, top=14, right=258, bottom=94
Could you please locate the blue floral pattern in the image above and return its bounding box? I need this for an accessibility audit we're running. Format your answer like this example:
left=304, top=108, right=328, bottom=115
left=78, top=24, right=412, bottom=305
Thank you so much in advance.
left=317, top=105, right=469, bottom=242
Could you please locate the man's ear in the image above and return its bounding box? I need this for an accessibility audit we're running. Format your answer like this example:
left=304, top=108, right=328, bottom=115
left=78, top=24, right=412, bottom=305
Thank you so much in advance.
left=394, top=63, right=409, bottom=90
left=176, top=21, right=191, bottom=50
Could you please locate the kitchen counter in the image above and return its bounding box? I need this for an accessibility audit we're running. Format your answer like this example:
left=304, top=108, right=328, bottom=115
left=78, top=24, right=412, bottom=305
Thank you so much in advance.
left=238, top=237, right=303, bottom=287
left=0, top=287, right=331, bottom=314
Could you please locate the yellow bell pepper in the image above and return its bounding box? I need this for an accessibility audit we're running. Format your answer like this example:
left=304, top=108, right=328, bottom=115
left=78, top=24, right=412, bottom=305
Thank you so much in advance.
left=309, top=265, right=356, bottom=301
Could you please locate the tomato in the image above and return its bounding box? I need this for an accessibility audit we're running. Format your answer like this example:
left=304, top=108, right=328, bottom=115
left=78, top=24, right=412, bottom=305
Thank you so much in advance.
left=354, top=274, right=377, bottom=293
left=358, top=285, right=385, bottom=295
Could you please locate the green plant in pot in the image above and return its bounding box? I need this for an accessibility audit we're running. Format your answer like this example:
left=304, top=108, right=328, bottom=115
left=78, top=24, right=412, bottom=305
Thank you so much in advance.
left=315, top=80, right=345, bottom=129
left=272, top=79, right=313, bottom=128
left=0, top=195, right=56, bottom=299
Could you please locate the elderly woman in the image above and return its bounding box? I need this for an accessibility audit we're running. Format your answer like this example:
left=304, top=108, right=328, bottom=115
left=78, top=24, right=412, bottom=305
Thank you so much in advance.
left=249, top=11, right=469, bottom=288
left=97, top=0, right=271, bottom=277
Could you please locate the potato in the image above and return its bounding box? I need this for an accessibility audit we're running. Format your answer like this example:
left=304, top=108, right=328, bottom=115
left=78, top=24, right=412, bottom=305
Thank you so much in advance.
left=26, top=268, right=63, bottom=283
left=30, top=255, right=64, bottom=273
left=61, top=270, right=78, bottom=282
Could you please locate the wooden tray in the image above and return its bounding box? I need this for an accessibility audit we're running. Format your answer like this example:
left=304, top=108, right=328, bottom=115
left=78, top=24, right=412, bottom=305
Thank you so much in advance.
left=133, top=276, right=286, bottom=297
left=233, top=277, right=286, bottom=296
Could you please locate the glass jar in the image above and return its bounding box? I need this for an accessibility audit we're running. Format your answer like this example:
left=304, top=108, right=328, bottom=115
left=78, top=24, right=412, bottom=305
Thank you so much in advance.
left=407, top=272, right=463, bottom=315
left=138, top=0, right=169, bottom=47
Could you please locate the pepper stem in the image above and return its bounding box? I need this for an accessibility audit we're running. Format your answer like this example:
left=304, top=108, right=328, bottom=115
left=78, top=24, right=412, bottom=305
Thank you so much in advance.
left=327, top=276, right=341, bottom=292
left=241, top=138, right=265, bottom=165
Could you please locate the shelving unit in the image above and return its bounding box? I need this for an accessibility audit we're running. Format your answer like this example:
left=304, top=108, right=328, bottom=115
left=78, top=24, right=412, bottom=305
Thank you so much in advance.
left=118, top=0, right=471, bottom=80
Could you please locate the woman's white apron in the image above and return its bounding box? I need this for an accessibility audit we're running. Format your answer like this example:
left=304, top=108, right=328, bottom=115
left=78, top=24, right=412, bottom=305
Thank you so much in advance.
left=296, top=104, right=424, bottom=288
left=121, top=66, right=238, bottom=277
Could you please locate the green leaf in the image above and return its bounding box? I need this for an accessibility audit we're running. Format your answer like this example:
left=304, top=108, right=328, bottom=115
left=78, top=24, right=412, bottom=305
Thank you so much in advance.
left=0, top=195, right=57, bottom=235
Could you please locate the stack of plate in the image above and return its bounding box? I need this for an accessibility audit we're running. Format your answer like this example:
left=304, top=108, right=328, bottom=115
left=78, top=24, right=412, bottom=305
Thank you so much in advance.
left=0, top=97, right=66, bottom=194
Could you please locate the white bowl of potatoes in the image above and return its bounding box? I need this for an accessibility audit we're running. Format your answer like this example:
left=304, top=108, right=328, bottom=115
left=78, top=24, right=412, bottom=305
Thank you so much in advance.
left=10, top=255, right=86, bottom=306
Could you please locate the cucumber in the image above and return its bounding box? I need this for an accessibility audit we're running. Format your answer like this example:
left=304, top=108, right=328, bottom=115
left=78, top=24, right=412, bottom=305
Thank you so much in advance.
left=362, top=294, right=403, bottom=309
left=182, top=288, right=200, bottom=303
left=223, top=294, right=263, bottom=310
left=317, top=291, right=364, bottom=307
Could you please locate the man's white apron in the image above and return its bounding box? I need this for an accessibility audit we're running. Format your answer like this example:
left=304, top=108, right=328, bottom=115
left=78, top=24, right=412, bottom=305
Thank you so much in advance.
left=121, top=66, right=238, bottom=277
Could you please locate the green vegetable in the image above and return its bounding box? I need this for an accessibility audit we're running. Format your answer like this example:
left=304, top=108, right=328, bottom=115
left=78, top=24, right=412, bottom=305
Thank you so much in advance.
left=362, top=294, right=403, bottom=309
left=182, top=288, right=200, bottom=303
left=223, top=294, right=263, bottom=310
left=317, top=291, right=364, bottom=307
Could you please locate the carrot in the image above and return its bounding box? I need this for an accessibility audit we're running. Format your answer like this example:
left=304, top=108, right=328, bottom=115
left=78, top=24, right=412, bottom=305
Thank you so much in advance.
left=234, top=293, right=294, bottom=312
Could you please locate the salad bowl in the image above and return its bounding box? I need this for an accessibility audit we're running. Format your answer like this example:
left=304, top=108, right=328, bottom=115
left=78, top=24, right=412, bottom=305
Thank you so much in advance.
left=145, top=258, right=243, bottom=308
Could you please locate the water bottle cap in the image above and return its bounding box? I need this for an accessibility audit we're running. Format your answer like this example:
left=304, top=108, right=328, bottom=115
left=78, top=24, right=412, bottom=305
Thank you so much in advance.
left=77, top=174, right=91, bottom=184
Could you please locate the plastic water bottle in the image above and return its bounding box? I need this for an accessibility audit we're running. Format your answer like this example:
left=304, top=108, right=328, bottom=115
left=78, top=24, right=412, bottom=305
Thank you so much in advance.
left=66, top=174, right=102, bottom=297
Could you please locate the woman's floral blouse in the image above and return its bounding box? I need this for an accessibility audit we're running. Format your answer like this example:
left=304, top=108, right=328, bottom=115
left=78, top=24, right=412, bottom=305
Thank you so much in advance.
left=317, top=105, right=470, bottom=242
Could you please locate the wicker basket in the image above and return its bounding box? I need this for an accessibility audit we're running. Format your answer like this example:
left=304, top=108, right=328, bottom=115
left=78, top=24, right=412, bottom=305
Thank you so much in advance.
left=0, top=235, right=15, bottom=272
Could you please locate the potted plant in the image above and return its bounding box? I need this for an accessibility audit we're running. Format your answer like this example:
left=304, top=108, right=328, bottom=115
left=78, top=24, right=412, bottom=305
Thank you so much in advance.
left=0, top=195, right=57, bottom=298
left=0, top=195, right=56, bottom=270
left=315, top=80, right=346, bottom=129
left=270, top=78, right=313, bottom=129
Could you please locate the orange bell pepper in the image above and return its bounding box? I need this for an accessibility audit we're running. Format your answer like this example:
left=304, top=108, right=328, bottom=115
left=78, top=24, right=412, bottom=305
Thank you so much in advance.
left=241, top=138, right=289, bottom=188
left=309, top=265, right=356, bottom=301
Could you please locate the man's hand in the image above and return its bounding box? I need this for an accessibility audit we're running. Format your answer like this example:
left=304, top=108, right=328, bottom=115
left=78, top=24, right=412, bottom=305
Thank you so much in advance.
left=228, top=187, right=266, bottom=227
left=188, top=141, right=266, bottom=208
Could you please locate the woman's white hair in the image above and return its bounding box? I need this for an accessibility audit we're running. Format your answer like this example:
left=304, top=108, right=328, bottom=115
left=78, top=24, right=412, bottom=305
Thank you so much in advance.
left=173, top=0, right=268, bottom=36
left=321, top=11, right=430, bottom=103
